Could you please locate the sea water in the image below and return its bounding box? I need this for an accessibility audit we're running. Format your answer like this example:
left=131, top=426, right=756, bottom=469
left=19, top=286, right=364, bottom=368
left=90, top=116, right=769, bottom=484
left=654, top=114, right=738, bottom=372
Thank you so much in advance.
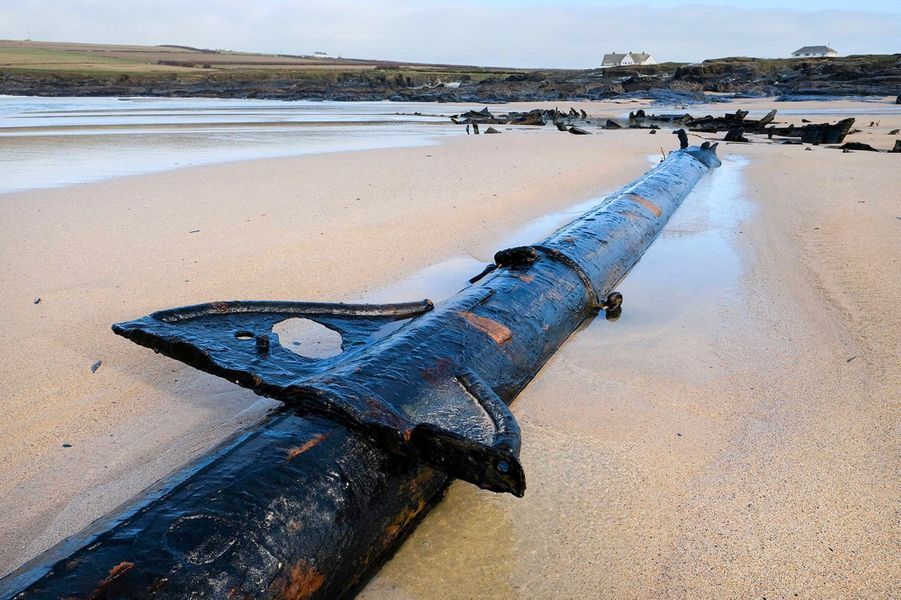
left=0, top=96, right=468, bottom=194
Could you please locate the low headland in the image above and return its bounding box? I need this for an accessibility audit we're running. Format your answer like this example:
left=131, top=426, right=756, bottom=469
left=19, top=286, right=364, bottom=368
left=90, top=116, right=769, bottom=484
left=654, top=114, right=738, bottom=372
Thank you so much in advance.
left=1, top=39, right=899, bottom=102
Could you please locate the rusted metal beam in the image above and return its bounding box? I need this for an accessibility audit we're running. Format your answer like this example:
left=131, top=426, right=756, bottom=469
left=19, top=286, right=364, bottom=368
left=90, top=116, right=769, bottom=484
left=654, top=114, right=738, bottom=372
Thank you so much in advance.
left=2, top=141, right=721, bottom=600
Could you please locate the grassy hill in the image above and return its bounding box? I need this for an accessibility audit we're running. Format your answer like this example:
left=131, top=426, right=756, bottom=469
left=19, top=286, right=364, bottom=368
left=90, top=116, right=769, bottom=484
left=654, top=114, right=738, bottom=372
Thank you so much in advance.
left=1, top=40, right=898, bottom=102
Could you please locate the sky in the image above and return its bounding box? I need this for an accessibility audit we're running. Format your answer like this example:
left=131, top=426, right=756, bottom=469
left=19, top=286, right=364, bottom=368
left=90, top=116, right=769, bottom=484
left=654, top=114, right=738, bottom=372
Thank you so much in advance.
left=1, top=0, right=899, bottom=68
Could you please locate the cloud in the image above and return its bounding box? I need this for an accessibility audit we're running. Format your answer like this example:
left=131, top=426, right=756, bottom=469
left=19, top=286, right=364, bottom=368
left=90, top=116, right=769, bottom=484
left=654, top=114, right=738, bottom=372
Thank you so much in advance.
left=1, top=1, right=898, bottom=67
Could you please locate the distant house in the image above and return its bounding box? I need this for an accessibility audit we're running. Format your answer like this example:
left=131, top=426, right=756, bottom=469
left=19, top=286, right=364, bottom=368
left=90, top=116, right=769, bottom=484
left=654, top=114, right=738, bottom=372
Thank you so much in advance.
left=313, top=51, right=329, bottom=59
left=601, top=51, right=657, bottom=68
left=791, top=45, right=838, bottom=58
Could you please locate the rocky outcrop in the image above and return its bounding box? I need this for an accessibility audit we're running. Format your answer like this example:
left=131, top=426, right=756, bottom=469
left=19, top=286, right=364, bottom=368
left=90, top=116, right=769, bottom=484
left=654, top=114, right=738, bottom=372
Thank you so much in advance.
left=1, top=55, right=898, bottom=102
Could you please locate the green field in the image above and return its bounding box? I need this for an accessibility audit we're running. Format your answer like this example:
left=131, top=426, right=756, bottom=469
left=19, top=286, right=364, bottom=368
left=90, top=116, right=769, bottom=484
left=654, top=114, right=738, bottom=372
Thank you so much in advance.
left=0, top=39, right=524, bottom=82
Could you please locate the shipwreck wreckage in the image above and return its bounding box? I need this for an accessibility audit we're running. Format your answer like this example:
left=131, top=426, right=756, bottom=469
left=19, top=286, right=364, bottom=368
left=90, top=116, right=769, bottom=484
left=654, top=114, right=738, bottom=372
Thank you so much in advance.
left=2, top=136, right=721, bottom=599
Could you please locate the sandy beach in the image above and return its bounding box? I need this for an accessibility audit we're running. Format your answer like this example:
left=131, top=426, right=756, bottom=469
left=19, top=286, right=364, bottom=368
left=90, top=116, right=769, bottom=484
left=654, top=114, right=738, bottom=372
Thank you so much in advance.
left=0, top=99, right=898, bottom=597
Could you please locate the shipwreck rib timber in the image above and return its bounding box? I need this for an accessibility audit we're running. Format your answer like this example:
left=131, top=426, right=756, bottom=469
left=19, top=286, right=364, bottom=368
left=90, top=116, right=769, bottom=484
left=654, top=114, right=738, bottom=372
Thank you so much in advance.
left=2, top=141, right=721, bottom=600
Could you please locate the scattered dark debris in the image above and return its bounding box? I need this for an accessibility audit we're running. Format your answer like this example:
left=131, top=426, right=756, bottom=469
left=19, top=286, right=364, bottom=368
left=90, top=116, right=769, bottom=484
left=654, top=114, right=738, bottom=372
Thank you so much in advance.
left=62, top=443, right=72, bottom=448
left=33, top=297, right=41, bottom=304
left=649, top=129, right=656, bottom=134
left=846, top=356, right=858, bottom=363
left=450, top=106, right=559, bottom=127
left=452, top=106, right=868, bottom=149
left=91, top=360, right=102, bottom=373
left=839, top=142, right=879, bottom=152
left=724, top=127, right=749, bottom=143
left=632, top=108, right=775, bottom=133
left=189, top=229, right=200, bottom=234
left=775, top=118, right=856, bottom=144
left=889, top=129, right=900, bottom=135
left=835, top=140, right=901, bottom=153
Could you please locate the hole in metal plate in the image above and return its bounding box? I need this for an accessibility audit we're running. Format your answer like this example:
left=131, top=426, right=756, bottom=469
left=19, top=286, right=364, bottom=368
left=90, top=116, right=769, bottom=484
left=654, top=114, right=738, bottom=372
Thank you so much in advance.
left=272, top=318, right=344, bottom=359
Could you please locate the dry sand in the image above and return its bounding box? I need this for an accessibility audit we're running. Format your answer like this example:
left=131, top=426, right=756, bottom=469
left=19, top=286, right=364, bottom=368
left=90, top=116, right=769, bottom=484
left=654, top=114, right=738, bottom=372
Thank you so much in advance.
left=0, top=100, right=898, bottom=597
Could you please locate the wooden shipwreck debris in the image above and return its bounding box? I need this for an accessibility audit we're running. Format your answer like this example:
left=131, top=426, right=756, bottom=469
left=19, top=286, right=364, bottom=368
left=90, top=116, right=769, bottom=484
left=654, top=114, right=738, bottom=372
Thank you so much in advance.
left=628, top=109, right=689, bottom=128
left=802, top=118, right=856, bottom=144
left=836, top=140, right=901, bottom=153
left=723, top=127, right=750, bottom=143
left=450, top=106, right=860, bottom=146
left=629, top=108, right=854, bottom=145
left=766, top=118, right=855, bottom=144
left=628, top=108, right=775, bottom=133
left=838, top=141, right=879, bottom=152
left=450, top=107, right=597, bottom=129
left=1, top=141, right=722, bottom=599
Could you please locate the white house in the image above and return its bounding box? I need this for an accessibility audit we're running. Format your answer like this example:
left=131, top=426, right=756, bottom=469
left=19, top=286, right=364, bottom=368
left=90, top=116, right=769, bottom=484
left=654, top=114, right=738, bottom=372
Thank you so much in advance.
left=791, top=45, right=838, bottom=58
left=312, top=51, right=329, bottom=59
left=601, top=51, right=657, bottom=68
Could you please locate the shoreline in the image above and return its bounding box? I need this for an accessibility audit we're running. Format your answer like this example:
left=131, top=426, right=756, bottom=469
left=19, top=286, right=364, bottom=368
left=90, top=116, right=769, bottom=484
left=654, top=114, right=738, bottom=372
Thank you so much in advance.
left=3, top=96, right=898, bottom=196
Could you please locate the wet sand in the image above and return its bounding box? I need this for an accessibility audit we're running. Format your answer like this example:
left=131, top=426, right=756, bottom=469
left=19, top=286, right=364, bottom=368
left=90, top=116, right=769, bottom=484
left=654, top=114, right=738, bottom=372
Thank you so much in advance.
left=361, top=105, right=901, bottom=598
left=1, top=100, right=898, bottom=596
left=0, top=122, right=656, bottom=578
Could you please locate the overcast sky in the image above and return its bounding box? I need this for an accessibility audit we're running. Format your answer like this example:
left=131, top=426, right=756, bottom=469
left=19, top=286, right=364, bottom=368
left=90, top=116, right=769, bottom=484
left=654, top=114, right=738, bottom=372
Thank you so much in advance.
left=2, top=1, right=899, bottom=68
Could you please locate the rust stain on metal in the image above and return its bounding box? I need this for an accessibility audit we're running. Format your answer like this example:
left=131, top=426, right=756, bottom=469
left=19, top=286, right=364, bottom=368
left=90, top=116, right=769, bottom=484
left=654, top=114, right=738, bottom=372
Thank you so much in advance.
left=627, top=194, right=662, bottom=217
left=88, top=561, right=134, bottom=599
left=280, top=560, right=325, bottom=600
left=102, top=561, right=134, bottom=583
left=420, top=357, right=454, bottom=384
left=620, top=209, right=646, bottom=222
left=458, top=311, right=512, bottom=345
left=384, top=498, right=427, bottom=539
left=285, top=434, right=327, bottom=462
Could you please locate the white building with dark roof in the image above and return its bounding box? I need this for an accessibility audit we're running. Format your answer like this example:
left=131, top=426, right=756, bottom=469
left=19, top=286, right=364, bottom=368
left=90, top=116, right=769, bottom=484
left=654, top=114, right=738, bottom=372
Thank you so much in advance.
left=791, top=45, right=838, bottom=58
left=601, top=51, right=657, bottom=68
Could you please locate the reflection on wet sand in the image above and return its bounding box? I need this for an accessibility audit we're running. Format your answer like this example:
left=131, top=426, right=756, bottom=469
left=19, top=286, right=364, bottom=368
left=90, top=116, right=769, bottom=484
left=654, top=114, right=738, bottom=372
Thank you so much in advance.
left=361, top=156, right=754, bottom=598
left=0, top=97, right=464, bottom=194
